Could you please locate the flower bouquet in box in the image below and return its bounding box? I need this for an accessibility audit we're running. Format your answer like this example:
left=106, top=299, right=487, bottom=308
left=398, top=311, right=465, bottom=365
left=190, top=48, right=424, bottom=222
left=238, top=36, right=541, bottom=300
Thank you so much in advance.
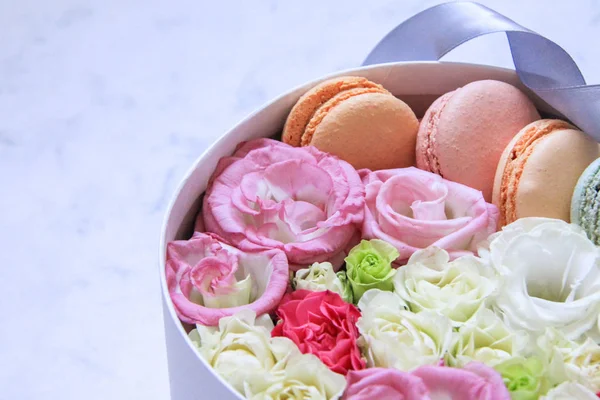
left=161, top=2, right=600, bottom=399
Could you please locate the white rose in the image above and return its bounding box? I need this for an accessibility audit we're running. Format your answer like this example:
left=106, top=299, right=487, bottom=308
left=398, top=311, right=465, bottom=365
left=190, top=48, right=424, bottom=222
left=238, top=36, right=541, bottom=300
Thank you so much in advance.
left=293, top=262, right=353, bottom=303
left=189, top=310, right=278, bottom=394
left=190, top=311, right=345, bottom=399
left=245, top=339, right=345, bottom=400
left=478, top=217, right=600, bottom=339
left=356, top=289, right=453, bottom=371
left=394, top=247, right=498, bottom=326
left=538, top=327, right=600, bottom=392
left=448, top=308, right=529, bottom=367
left=541, top=382, right=598, bottom=400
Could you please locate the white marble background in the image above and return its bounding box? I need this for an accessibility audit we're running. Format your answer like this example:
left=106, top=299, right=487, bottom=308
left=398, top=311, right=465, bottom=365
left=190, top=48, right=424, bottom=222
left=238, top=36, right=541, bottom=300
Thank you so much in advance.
left=1, top=0, right=599, bottom=399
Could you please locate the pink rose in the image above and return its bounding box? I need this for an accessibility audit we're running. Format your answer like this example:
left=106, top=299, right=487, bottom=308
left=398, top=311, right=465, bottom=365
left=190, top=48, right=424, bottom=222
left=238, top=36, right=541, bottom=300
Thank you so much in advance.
left=166, top=232, right=288, bottom=326
left=343, top=363, right=510, bottom=400
left=202, top=139, right=364, bottom=270
left=361, top=167, right=498, bottom=262
left=413, top=363, right=510, bottom=400
left=271, top=290, right=365, bottom=375
left=343, top=368, right=429, bottom=399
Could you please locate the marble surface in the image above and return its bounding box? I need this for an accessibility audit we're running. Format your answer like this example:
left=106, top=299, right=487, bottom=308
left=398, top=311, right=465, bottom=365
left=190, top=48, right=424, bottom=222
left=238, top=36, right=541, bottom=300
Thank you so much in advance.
left=1, top=0, right=599, bottom=398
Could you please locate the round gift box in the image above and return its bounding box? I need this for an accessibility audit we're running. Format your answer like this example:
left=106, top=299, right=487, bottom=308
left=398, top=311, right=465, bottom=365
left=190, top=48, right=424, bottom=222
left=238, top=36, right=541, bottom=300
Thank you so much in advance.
left=159, top=61, right=558, bottom=400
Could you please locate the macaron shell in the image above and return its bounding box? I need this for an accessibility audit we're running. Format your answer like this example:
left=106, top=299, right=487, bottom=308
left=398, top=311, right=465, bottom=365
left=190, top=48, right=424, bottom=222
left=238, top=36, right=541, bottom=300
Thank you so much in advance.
left=571, top=157, right=600, bottom=224
left=581, top=174, right=600, bottom=244
left=492, top=119, right=574, bottom=225
left=515, top=128, right=600, bottom=222
left=301, top=86, right=388, bottom=146
left=309, top=92, right=418, bottom=170
left=415, top=91, right=456, bottom=175
left=282, top=76, right=386, bottom=146
left=491, top=131, right=516, bottom=211
left=571, top=157, right=600, bottom=244
left=425, top=80, right=540, bottom=201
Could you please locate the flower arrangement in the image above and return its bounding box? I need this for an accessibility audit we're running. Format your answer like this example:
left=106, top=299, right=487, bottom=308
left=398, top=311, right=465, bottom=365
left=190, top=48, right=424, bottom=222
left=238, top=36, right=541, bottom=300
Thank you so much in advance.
left=166, top=136, right=600, bottom=399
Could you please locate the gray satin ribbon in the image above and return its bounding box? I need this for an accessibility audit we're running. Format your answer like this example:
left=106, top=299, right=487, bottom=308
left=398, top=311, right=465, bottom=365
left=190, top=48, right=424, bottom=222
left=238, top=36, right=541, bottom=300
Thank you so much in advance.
left=363, top=1, right=600, bottom=142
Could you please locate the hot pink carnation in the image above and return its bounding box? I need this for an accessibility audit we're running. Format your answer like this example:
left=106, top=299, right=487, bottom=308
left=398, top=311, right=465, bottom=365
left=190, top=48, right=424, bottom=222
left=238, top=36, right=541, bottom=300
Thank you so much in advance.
left=272, top=290, right=365, bottom=375
left=202, top=139, right=364, bottom=270
left=343, top=363, right=510, bottom=400
left=361, top=167, right=498, bottom=262
left=166, top=232, right=288, bottom=326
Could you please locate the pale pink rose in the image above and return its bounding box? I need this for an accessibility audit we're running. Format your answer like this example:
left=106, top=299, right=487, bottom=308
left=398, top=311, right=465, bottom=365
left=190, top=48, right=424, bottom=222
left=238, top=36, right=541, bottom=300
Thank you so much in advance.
left=343, top=363, right=509, bottom=400
left=413, top=362, right=510, bottom=400
left=166, top=232, right=288, bottom=326
left=361, top=167, right=498, bottom=262
left=343, top=368, right=429, bottom=399
left=202, top=139, right=364, bottom=270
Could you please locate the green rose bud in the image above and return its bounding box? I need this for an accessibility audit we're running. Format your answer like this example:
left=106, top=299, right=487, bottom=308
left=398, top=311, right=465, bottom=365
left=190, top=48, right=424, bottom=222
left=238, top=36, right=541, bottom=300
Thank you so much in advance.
left=495, top=357, right=550, bottom=400
left=345, top=239, right=398, bottom=302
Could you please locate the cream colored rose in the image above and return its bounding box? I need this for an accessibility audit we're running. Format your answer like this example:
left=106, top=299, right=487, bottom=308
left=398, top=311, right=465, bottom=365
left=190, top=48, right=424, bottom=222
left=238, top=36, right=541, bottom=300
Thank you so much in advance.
left=293, top=262, right=353, bottom=303
left=245, top=339, right=345, bottom=400
left=538, top=327, right=600, bottom=392
left=394, top=247, right=498, bottom=326
left=357, top=289, right=453, bottom=371
left=189, top=310, right=278, bottom=394
left=478, top=217, right=600, bottom=339
left=447, top=308, right=528, bottom=368
left=189, top=310, right=345, bottom=399
left=541, top=382, right=598, bottom=399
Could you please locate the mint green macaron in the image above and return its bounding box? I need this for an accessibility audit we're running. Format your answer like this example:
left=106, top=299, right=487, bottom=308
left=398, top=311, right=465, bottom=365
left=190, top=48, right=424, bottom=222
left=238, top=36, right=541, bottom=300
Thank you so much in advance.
left=571, top=157, right=600, bottom=245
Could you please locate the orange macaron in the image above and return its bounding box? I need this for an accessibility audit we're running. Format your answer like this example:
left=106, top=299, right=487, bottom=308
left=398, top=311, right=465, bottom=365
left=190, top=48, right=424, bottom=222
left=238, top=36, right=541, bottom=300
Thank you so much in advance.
left=493, top=119, right=600, bottom=227
left=282, top=76, right=418, bottom=170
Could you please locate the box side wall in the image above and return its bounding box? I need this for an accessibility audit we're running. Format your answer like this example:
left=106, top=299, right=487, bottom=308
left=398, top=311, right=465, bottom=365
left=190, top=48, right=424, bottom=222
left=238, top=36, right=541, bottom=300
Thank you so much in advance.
left=163, top=298, right=240, bottom=400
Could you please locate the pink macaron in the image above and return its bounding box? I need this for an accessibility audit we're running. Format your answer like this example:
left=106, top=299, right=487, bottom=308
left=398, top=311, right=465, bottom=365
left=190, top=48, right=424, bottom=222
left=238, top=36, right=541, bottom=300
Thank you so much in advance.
left=416, top=80, right=540, bottom=201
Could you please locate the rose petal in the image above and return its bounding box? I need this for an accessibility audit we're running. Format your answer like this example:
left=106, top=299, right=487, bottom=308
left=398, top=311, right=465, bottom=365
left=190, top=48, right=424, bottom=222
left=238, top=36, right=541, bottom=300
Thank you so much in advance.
left=272, top=290, right=365, bottom=375
left=482, top=218, right=600, bottom=339
left=362, top=167, right=498, bottom=262
left=343, top=368, right=430, bottom=400
left=166, top=233, right=289, bottom=325
left=413, top=363, right=510, bottom=400
left=202, top=139, right=364, bottom=268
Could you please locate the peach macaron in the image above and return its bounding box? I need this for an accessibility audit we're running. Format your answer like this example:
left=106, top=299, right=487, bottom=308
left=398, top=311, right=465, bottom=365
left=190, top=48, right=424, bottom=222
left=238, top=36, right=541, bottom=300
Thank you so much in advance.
left=416, top=80, right=540, bottom=202
left=492, top=119, right=600, bottom=227
left=282, top=76, right=418, bottom=170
